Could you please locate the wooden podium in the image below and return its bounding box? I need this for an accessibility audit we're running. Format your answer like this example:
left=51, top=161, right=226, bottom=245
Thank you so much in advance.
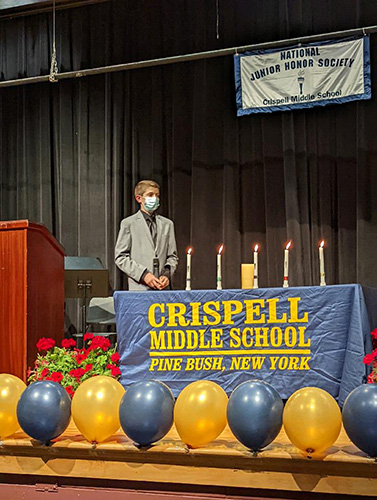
left=0, top=220, right=65, bottom=381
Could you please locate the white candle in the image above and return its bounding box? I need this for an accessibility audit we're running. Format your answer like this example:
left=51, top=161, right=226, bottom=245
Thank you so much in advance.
left=186, top=247, right=193, bottom=290
left=319, top=240, right=326, bottom=286
left=283, top=241, right=292, bottom=288
left=253, top=244, right=259, bottom=289
left=217, top=244, right=224, bottom=290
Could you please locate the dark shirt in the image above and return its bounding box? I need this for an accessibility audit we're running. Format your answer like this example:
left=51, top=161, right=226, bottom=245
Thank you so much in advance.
left=140, top=210, right=171, bottom=284
left=142, top=210, right=157, bottom=246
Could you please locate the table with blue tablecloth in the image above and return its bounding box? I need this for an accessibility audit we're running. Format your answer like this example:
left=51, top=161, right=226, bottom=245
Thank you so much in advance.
left=114, top=285, right=377, bottom=405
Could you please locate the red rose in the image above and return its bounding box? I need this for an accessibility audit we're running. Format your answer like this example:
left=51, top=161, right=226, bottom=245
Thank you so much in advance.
left=65, top=385, right=74, bottom=397
left=363, top=351, right=377, bottom=365
left=39, top=367, right=49, bottom=379
left=62, top=338, right=76, bottom=348
left=111, top=366, right=121, bottom=377
left=69, top=368, right=85, bottom=381
left=75, top=352, right=88, bottom=365
left=84, top=363, right=93, bottom=373
left=50, top=372, right=63, bottom=383
left=84, top=332, right=94, bottom=341
left=36, top=337, right=56, bottom=351
left=111, top=352, right=120, bottom=364
left=88, top=337, right=111, bottom=352
left=107, top=364, right=121, bottom=377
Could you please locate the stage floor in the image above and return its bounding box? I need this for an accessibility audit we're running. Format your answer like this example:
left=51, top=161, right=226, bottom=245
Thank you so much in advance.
left=0, top=423, right=376, bottom=498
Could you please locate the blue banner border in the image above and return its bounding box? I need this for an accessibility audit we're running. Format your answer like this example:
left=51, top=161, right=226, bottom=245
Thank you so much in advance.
left=234, top=36, right=371, bottom=116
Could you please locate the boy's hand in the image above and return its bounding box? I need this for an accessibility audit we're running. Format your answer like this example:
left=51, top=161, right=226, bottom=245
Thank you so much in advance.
left=159, top=276, right=170, bottom=289
left=143, top=272, right=163, bottom=290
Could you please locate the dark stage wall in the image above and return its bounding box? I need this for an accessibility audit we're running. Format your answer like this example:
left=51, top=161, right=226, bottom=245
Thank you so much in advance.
left=1, top=1, right=377, bottom=315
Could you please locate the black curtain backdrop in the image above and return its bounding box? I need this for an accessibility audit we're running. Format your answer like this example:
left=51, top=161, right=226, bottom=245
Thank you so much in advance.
left=1, top=1, right=377, bottom=332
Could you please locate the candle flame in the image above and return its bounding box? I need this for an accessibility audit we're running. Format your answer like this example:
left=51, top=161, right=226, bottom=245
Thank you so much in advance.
left=319, top=240, right=324, bottom=248
left=218, top=244, right=224, bottom=255
left=187, top=246, right=193, bottom=255
left=285, top=240, right=292, bottom=250
left=254, top=244, right=259, bottom=252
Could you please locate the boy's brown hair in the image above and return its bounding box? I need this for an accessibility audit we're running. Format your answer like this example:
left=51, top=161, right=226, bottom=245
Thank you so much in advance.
left=134, top=180, right=160, bottom=196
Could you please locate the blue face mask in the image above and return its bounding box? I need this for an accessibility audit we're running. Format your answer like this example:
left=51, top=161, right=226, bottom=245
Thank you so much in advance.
left=144, top=196, right=160, bottom=212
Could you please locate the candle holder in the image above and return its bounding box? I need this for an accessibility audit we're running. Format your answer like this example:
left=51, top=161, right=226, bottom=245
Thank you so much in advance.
left=241, top=264, right=254, bottom=289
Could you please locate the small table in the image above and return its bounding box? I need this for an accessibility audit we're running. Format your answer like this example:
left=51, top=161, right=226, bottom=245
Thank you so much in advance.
left=114, top=284, right=377, bottom=405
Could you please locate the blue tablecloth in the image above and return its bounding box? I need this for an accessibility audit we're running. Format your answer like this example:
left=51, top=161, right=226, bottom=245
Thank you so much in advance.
left=114, top=285, right=377, bottom=405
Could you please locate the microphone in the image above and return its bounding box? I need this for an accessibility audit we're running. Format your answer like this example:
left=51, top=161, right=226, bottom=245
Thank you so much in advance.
left=153, top=258, right=159, bottom=278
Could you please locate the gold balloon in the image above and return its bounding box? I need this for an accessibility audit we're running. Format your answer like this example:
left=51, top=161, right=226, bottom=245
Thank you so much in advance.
left=174, top=381, right=228, bottom=448
left=0, top=374, right=26, bottom=439
left=72, top=376, right=125, bottom=443
left=283, top=387, right=341, bottom=455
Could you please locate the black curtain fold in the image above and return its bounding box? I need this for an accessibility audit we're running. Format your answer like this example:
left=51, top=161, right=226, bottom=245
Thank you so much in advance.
left=1, top=0, right=377, bottom=332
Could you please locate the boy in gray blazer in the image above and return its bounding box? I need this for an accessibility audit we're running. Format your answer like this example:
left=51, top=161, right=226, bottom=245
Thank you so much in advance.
left=115, top=180, right=178, bottom=291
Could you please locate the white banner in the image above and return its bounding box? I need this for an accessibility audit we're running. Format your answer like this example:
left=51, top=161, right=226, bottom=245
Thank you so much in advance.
left=234, top=37, right=370, bottom=115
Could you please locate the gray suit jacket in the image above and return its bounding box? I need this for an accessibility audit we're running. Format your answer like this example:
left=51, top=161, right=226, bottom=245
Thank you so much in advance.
left=115, top=210, right=178, bottom=291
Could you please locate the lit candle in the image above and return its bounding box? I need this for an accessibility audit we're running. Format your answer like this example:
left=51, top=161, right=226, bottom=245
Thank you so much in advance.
left=253, top=244, right=259, bottom=289
left=319, top=240, right=326, bottom=286
left=283, top=240, right=292, bottom=288
left=186, top=247, right=193, bottom=290
left=217, top=244, right=224, bottom=290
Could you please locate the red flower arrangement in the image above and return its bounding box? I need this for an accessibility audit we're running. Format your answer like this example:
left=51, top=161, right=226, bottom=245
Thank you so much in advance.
left=36, top=337, right=56, bottom=351
left=363, top=328, right=377, bottom=383
left=28, top=335, right=121, bottom=397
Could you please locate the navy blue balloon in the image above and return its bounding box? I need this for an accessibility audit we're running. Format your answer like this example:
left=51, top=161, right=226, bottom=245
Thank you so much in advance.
left=227, top=380, right=283, bottom=451
left=17, top=381, right=71, bottom=443
left=342, top=384, right=377, bottom=457
left=119, top=380, right=174, bottom=446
